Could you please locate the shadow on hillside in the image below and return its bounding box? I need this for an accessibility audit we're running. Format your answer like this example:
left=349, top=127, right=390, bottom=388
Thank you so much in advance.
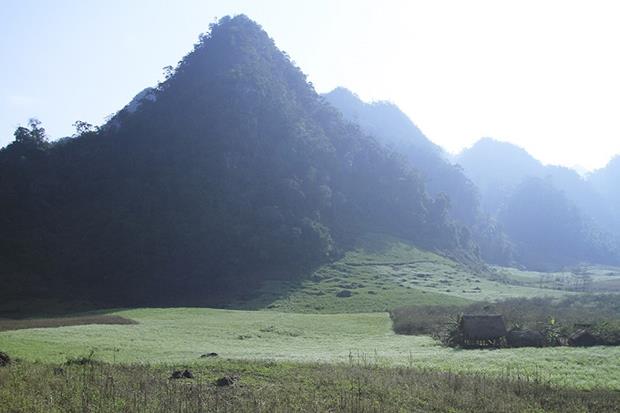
left=0, top=314, right=137, bottom=332
left=223, top=267, right=321, bottom=311
left=354, top=234, right=400, bottom=255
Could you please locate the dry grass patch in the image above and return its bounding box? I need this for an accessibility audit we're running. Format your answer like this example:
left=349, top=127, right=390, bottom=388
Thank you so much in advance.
left=0, top=314, right=137, bottom=332
left=1, top=359, right=619, bottom=412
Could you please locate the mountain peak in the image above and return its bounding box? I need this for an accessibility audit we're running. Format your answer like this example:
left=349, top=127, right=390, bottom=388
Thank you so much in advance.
left=458, top=138, right=544, bottom=172
left=323, top=87, right=440, bottom=155
left=110, top=14, right=317, bottom=137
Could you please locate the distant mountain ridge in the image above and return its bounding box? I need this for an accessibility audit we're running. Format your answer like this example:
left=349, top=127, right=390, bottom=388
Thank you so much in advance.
left=321, top=89, right=620, bottom=269
left=456, top=138, right=545, bottom=213
left=457, top=138, right=619, bottom=269
left=456, top=138, right=616, bottom=224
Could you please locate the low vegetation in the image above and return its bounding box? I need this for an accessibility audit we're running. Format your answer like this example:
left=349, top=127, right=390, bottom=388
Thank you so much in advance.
left=1, top=359, right=619, bottom=412
left=391, top=295, right=620, bottom=346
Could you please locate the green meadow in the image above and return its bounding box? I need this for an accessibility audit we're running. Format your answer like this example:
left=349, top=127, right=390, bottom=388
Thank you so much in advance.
left=1, top=236, right=619, bottom=412
left=2, top=307, right=619, bottom=390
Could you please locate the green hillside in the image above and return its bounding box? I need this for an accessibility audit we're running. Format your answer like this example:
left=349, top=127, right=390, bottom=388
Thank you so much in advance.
left=234, top=234, right=571, bottom=313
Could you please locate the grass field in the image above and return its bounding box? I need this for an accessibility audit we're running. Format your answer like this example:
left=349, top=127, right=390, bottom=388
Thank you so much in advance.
left=1, top=235, right=619, bottom=411
left=2, top=359, right=619, bottom=412
left=1, top=307, right=619, bottom=390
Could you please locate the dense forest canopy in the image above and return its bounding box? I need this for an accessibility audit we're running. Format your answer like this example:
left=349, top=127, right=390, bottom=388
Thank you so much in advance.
left=0, top=15, right=472, bottom=305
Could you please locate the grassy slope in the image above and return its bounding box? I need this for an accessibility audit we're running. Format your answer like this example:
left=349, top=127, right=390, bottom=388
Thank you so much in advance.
left=1, top=307, right=619, bottom=390
left=235, top=235, right=569, bottom=313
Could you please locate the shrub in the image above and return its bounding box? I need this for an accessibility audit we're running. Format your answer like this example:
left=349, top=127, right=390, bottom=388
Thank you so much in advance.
left=0, top=352, right=10, bottom=367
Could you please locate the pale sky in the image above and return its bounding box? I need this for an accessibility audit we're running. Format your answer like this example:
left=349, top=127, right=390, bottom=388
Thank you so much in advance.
left=2, top=0, right=620, bottom=170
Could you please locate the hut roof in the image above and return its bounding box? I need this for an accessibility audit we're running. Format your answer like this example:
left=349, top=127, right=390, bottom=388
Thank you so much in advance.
left=568, top=329, right=598, bottom=347
left=461, top=315, right=506, bottom=340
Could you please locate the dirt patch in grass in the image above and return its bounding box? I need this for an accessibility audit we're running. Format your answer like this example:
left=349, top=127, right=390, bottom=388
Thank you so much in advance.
left=0, top=315, right=137, bottom=332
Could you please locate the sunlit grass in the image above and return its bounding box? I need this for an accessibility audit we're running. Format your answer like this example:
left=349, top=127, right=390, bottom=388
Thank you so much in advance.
left=1, top=307, right=619, bottom=390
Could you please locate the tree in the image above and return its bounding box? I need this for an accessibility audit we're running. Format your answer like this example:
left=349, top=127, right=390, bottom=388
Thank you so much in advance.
left=13, top=118, right=48, bottom=148
left=73, top=120, right=95, bottom=136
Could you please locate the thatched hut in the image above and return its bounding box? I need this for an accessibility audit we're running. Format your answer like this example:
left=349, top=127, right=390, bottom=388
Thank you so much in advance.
left=568, top=329, right=598, bottom=347
left=459, top=315, right=506, bottom=348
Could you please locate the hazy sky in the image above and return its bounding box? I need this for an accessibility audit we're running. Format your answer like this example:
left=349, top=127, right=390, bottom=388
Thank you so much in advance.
left=2, top=0, right=620, bottom=170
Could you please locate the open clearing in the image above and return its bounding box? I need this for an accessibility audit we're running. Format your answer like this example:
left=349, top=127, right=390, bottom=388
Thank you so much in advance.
left=1, top=307, right=619, bottom=390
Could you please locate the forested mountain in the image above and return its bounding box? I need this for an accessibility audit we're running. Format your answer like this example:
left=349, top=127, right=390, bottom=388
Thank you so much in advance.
left=323, top=88, right=479, bottom=226
left=457, top=138, right=619, bottom=269
left=0, top=16, right=473, bottom=305
left=323, top=89, right=518, bottom=265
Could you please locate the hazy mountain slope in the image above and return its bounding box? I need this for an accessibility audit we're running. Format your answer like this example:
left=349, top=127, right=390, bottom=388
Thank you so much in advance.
left=457, top=138, right=619, bottom=268
left=323, top=89, right=519, bottom=266
left=324, top=88, right=480, bottom=226
left=546, top=165, right=614, bottom=230
left=457, top=138, right=615, bottom=227
left=499, top=177, right=611, bottom=269
left=0, top=16, right=471, bottom=305
left=590, top=156, right=620, bottom=232
left=590, top=155, right=620, bottom=196
left=324, top=88, right=442, bottom=156
left=456, top=138, right=545, bottom=214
